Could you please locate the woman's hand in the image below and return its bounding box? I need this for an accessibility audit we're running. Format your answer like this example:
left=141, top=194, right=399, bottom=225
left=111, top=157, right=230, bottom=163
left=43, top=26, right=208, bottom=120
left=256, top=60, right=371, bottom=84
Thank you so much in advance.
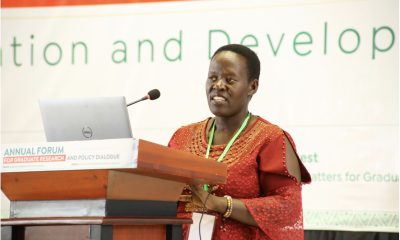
left=189, top=184, right=258, bottom=226
left=189, top=184, right=213, bottom=209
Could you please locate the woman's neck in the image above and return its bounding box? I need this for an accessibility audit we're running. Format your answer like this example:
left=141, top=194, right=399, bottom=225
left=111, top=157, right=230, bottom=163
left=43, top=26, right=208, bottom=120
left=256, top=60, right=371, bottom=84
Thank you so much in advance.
left=210, top=111, right=250, bottom=145
left=214, top=111, right=249, bottom=133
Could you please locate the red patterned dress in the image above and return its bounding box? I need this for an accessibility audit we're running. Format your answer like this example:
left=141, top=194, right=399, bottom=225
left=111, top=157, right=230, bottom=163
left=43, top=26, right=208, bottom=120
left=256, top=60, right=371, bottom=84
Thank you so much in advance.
left=168, top=116, right=311, bottom=240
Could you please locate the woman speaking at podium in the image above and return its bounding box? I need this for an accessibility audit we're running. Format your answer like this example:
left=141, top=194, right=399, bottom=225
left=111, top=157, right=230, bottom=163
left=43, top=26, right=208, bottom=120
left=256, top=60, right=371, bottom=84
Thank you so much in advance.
left=168, top=44, right=311, bottom=240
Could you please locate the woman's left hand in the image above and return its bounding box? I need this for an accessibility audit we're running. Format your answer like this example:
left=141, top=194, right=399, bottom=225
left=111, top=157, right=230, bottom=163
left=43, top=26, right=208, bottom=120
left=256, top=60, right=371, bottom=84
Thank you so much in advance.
left=189, top=184, right=212, bottom=209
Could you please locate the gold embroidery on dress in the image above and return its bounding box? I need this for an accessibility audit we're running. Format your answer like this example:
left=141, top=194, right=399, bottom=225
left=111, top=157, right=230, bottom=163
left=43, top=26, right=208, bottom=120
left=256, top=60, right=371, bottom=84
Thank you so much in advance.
left=186, top=119, right=283, bottom=168
left=184, top=201, right=208, bottom=213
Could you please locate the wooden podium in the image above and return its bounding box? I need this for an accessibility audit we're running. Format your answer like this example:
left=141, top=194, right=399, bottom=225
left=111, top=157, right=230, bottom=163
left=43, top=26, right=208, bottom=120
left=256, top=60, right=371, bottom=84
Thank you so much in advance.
left=1, top=139, right=227, bottom=240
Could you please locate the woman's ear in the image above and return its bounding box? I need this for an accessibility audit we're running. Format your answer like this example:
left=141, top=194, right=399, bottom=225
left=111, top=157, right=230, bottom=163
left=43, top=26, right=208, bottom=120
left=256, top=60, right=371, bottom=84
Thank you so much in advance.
left=248, top=79, right=259, bottom=96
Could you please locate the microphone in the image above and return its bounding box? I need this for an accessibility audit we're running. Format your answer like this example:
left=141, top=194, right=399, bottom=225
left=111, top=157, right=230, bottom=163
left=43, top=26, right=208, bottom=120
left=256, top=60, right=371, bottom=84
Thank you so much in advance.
left=127, top=89, right=161, bottom=107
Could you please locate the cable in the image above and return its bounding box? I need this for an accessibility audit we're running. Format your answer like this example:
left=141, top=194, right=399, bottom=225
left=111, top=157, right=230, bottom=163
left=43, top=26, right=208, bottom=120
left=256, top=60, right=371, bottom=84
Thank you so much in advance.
left=199, top=192, right=211, bottom=240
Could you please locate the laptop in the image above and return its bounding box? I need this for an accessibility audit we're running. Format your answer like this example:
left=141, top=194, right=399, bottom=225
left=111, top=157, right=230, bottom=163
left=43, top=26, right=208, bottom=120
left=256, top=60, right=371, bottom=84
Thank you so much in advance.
left=39, top=96, right=133, bottom=142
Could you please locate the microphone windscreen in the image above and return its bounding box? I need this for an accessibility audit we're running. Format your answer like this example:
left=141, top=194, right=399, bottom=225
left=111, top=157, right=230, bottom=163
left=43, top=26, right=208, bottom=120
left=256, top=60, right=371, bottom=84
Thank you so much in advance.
left=148, top=89, right=161, bottom=100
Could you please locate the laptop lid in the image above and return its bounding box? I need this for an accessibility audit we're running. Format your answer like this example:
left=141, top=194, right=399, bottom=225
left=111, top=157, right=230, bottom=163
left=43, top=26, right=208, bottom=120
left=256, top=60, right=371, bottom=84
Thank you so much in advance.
left=39, top=96, right=133, bottom=142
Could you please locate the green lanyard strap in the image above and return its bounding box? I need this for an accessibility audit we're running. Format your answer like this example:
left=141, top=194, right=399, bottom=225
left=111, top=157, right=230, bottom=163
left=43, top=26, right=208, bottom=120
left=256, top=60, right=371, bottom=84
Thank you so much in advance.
left=203, top=112, right=251, bottom=191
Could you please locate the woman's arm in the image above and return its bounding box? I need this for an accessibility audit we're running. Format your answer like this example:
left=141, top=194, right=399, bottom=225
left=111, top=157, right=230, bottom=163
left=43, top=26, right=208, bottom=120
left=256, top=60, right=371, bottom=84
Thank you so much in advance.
left=190, top=136, right=302, bottom=227
left=190, top=185, right=258, bottom=226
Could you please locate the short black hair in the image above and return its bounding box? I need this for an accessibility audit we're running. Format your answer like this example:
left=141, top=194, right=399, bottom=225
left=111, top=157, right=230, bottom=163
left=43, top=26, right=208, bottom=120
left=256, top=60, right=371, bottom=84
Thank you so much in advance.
left=211, top=44, right=260, bottom=81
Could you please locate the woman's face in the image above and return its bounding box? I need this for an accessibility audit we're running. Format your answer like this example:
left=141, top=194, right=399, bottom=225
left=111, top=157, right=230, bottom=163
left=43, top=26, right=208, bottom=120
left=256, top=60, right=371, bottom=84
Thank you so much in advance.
left=206, top=51, right=257, bottom=118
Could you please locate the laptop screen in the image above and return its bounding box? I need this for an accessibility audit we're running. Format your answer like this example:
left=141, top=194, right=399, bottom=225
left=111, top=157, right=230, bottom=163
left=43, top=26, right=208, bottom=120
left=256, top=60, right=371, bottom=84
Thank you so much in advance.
left=39, top=96, right=133, bottom=142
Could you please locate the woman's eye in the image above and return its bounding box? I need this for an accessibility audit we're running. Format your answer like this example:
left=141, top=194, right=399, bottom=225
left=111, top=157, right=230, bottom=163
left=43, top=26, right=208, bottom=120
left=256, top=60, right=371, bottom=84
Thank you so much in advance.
left=209, top=76, right=217, bottom=81
left=226, top=78, right=235, bottom=83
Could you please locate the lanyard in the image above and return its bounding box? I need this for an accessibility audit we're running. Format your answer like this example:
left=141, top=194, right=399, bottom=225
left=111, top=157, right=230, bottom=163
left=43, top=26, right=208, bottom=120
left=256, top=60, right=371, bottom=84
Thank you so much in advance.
left=203, top=112, right=251, bottom=191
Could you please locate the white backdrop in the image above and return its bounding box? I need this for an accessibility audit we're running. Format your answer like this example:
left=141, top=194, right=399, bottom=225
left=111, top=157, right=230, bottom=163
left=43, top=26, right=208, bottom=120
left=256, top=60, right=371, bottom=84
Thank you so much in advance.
left=1, top=0, right=398, bottom=232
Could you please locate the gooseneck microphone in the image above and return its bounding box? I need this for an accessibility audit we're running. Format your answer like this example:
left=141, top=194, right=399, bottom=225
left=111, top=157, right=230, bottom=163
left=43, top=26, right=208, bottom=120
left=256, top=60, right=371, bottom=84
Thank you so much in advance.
left=127, top=89, right=161, bottom=107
